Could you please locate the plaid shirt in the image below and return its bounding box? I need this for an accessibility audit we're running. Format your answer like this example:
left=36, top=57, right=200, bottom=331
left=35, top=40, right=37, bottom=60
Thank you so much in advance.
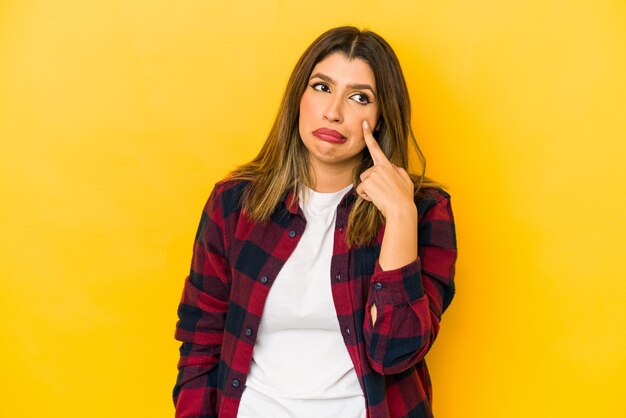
left=173, top=178, right=457, bottom=418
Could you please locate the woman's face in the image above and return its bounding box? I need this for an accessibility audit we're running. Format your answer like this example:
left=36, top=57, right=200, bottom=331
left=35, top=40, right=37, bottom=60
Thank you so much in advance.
left=299, top=52, right=380, bottom=177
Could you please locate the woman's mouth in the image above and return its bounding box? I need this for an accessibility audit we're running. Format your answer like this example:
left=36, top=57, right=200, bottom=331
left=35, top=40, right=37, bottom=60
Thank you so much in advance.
left=312, top=128, right=347, bottom=143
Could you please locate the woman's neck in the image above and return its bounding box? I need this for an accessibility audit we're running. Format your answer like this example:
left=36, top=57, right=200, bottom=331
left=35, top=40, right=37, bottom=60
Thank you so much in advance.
left=308, top=162, right=355, bottom=192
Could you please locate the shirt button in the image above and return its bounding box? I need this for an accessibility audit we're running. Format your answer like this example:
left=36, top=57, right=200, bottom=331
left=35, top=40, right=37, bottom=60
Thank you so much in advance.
left=288, top=230, right=296, bottom=238
left=335, top=274, right=341, bottom=281
left=232, top=379, right=240, bottom=388
left=245, top=328, right=253, bottom=337
left=260, top=276, right=268, bottom=284
left=345, top=328, right=351, bottom=335
left=374, top=282, right=383, bottom=290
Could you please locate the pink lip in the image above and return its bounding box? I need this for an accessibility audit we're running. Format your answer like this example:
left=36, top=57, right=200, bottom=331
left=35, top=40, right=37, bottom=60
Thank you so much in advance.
left=312, top=128, right=347, bottom=143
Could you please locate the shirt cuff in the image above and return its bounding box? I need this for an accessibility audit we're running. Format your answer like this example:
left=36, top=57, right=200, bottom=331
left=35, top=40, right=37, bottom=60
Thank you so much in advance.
left=370, top=258, right=424, bottom=305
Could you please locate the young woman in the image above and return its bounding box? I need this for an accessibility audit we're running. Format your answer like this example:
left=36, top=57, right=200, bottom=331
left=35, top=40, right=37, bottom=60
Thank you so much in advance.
left=173, top=26, right=457, bottom=418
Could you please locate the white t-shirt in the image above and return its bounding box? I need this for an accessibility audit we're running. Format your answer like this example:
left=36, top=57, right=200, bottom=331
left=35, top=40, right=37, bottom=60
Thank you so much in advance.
left=237, top=183, right=366, bottom=418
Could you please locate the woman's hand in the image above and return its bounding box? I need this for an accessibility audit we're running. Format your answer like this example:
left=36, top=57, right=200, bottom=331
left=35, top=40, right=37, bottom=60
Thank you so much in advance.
left=355, top=121, right=415, bottom=219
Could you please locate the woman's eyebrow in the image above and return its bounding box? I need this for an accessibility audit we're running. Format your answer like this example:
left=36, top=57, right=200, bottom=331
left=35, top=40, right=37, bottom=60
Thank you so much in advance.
left=309, top=72, right=377, bottom=96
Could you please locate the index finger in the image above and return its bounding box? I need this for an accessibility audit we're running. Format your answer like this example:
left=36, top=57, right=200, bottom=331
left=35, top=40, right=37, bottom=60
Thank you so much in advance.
left=362, top=120, right=388, bottom=166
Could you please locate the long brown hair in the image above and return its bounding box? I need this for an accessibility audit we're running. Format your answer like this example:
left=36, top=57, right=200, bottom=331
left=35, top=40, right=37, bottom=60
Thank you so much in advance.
left=226, top=26, right=439, bottom=247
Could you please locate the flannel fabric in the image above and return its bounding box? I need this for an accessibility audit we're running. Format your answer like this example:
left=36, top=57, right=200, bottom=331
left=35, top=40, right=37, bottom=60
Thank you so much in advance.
left=173, top=178, right=457, bottom=418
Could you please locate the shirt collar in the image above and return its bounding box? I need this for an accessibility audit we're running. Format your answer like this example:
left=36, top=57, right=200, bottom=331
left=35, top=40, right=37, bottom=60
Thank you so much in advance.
left=283, top=185, right=358, bottom=215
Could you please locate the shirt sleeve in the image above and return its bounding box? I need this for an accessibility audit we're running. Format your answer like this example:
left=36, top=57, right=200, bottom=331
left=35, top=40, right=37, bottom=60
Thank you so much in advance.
left=363, top=191, right=457, bottom=375
left=173, top=184, right=231, bottom=417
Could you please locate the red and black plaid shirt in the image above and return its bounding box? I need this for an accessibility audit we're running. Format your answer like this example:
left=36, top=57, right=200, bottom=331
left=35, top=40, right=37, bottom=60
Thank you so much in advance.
left=173, top=178, right=457, bottom=418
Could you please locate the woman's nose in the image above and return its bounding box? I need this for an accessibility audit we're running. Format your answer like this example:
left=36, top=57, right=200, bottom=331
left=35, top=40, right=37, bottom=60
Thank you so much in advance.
left=322, top=96, right=343, bottom=123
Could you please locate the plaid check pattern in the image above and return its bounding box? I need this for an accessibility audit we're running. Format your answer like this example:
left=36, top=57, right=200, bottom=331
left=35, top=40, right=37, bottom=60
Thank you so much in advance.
left=174, top=178, right=457, bottom=418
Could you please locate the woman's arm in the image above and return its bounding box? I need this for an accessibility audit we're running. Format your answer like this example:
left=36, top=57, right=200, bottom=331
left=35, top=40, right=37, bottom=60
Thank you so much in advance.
left=355, top=120, right=419, bottom=322
left=371, top=202, right=418, bottom=322
left=363, top=193, right=457, bottom=374
left=356, top=121, right=457, bottom=374
left=173, top=183, right=232, bottom=418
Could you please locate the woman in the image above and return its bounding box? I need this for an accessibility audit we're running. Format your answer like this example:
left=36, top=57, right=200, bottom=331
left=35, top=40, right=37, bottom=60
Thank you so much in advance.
left=173, top=26, right=457, bottom=418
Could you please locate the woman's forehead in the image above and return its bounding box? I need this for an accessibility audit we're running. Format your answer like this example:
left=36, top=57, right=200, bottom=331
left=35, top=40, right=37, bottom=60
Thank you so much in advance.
left=310, top=53, right=376, bottom=88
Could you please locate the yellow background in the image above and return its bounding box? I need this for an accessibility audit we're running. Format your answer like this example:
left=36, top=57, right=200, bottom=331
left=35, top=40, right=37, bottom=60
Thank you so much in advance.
left=1, top=1, right=625, bottom=417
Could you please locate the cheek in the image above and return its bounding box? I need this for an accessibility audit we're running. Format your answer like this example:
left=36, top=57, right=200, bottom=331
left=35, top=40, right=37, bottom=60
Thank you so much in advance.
left=299, top=93, right=316, bottom=123
left=366, top=106, right=379, bottom=127
left=347, top=107, right=377, bottom=136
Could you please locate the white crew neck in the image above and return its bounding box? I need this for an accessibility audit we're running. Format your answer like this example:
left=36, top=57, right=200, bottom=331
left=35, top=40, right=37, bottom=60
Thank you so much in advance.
left=299, top=183, right=353, bottom=216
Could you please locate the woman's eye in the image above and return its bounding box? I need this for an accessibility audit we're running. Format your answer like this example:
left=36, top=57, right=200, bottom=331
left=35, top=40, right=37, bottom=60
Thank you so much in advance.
left=350, top=93, right=371, bottom=105
left=311, top=82, right=330, bottom=93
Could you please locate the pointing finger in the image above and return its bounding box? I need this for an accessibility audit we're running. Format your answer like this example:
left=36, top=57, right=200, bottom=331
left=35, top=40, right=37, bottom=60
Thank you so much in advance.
left=362, top=120, right=389, bottom=166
